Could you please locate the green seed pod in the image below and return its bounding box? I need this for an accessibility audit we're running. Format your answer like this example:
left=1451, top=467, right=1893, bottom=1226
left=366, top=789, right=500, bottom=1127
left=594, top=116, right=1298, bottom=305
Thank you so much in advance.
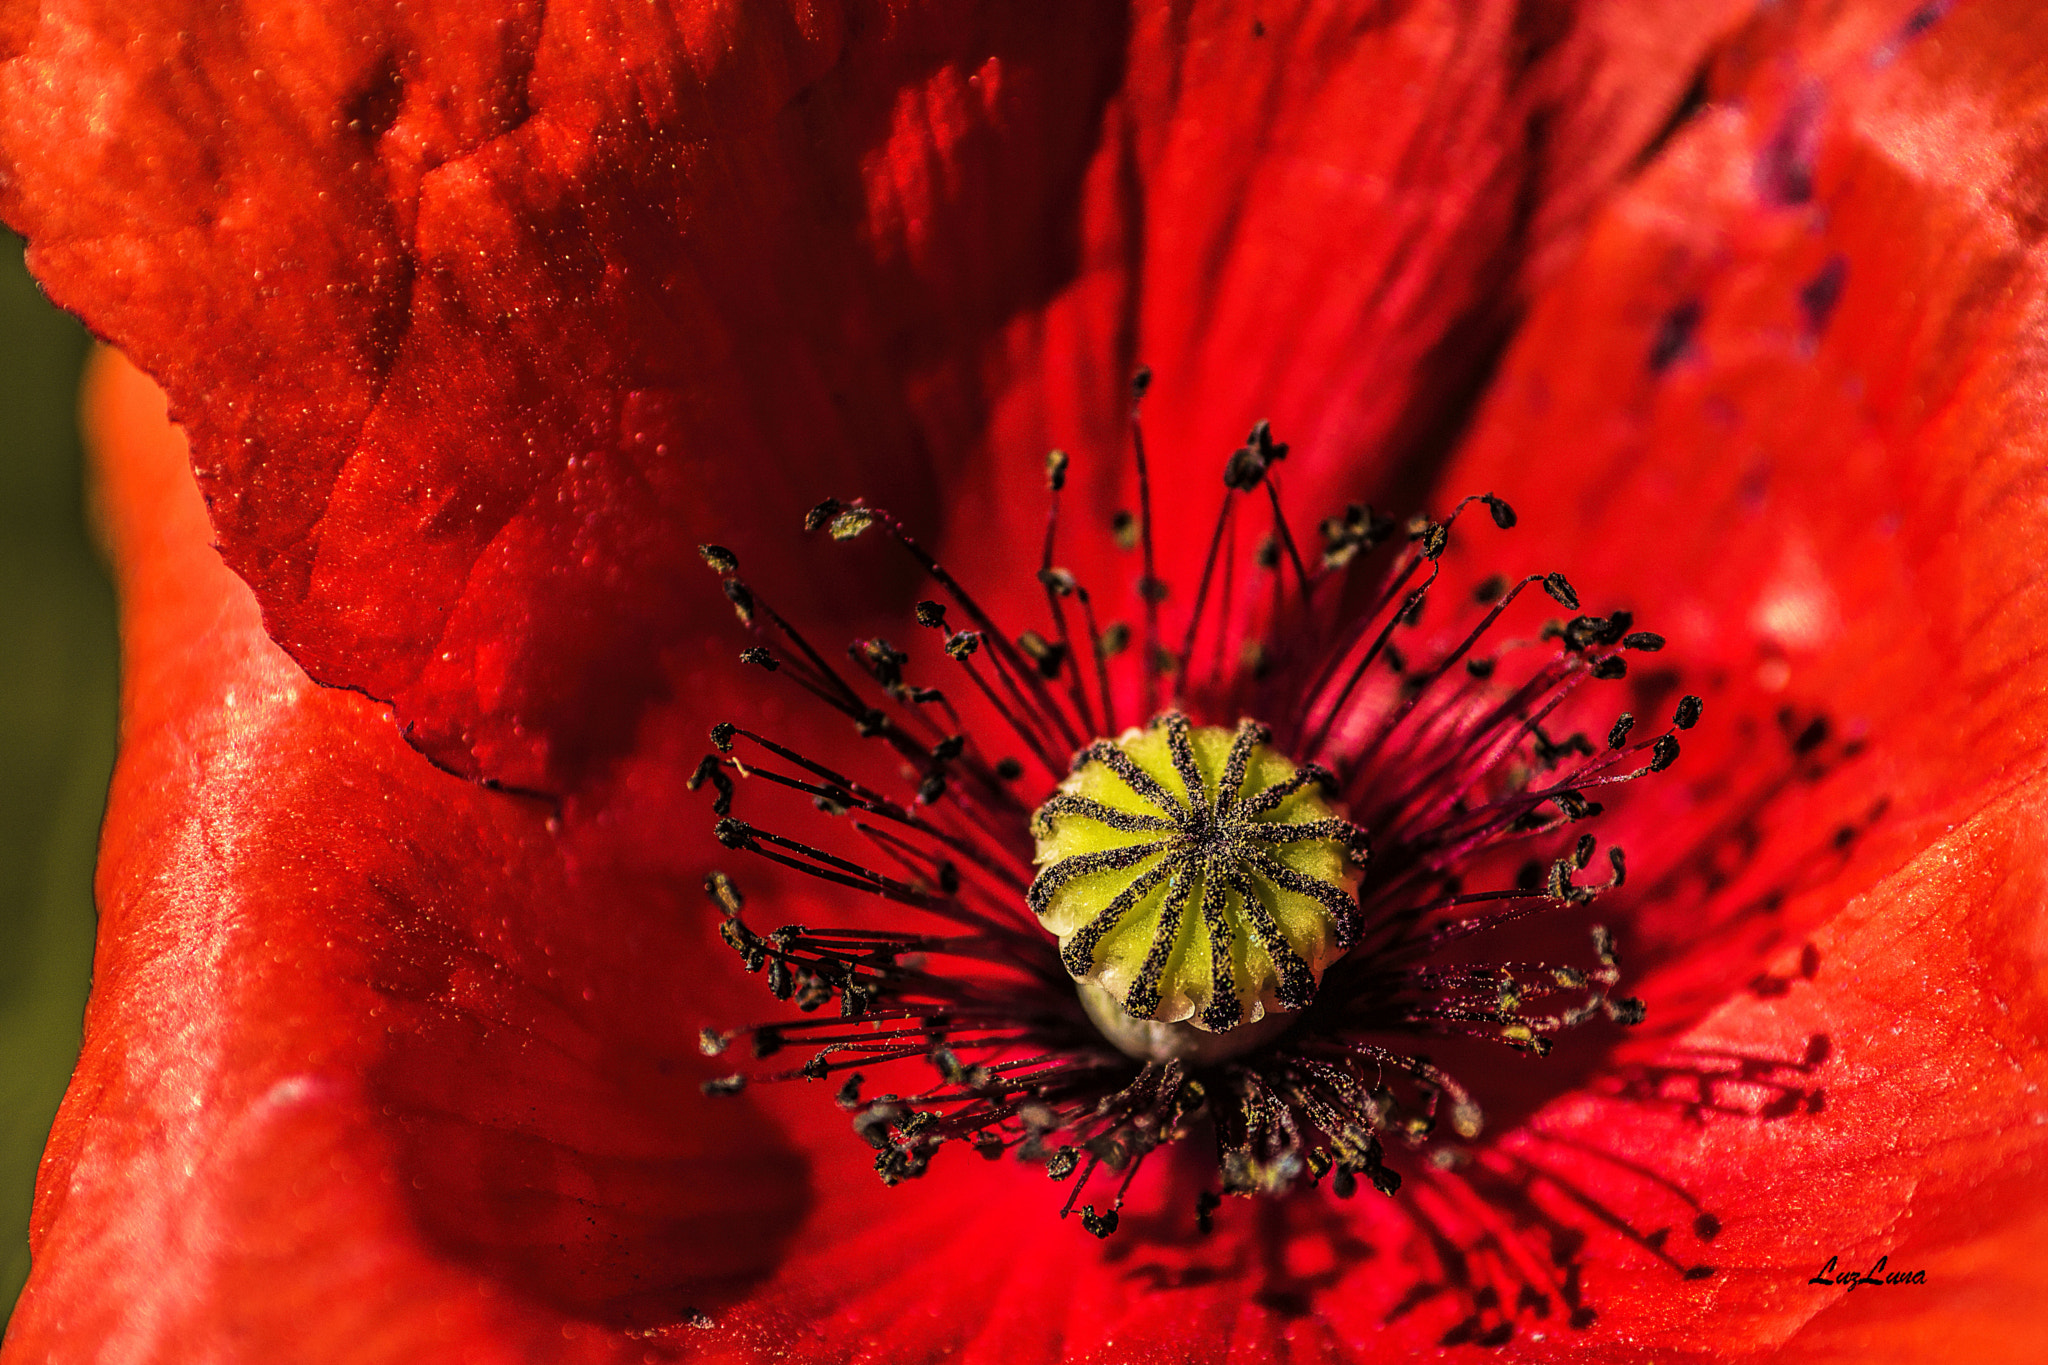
left=1029, top=713, right=1366, bottom=1042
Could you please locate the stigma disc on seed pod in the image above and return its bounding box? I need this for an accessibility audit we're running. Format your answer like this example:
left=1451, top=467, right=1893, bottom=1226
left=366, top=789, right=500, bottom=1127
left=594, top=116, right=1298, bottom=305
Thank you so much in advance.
left=1028, top=713, right=1366, bottom=1059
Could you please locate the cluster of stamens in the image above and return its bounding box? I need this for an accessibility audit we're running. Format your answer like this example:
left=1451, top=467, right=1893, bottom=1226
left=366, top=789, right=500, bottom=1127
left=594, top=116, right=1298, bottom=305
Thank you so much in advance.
left=688, top=374, right=1697, bottom=1239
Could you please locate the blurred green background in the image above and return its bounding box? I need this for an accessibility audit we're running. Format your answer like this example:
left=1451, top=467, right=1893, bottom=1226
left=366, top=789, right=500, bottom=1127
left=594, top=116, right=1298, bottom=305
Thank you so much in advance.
left=0, top=232, right=111, bottom=1331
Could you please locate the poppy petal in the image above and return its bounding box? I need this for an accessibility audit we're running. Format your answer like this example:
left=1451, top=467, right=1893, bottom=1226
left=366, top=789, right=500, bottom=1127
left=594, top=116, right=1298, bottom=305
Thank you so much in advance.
left=1512, top=775, right=2048, bottom=1362
left=7, top=350, right=810, bottom=1361
left=1431, top=0, right=2048, bottom=990
left=0, top=1, right=1130, bottom=792
left=940, top=0, right=1765, bottom=611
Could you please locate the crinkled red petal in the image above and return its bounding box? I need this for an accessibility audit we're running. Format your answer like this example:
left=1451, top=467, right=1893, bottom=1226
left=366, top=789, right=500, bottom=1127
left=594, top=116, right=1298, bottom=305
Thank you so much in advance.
left=888, top=0, right=1768, bottom=626
left=0, top=0, right=1131, bottom=792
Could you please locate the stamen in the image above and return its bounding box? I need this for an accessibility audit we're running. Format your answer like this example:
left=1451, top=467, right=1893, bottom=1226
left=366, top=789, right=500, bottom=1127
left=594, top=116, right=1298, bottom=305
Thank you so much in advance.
left=1177, top=485, right=1238, bottom=692
left=1038, top=450, right=1101, bottom=739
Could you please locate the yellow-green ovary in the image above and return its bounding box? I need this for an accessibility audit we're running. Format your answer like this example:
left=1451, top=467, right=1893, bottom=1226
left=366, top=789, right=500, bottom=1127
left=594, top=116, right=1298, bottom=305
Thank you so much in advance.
left=1029, top=715, right=1365, bottom=1034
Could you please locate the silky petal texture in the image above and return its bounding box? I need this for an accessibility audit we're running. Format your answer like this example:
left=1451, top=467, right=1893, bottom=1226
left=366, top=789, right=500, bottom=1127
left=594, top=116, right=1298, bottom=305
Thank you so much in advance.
left=7, top=351, right=813, bottom=1362
left=1438, top=0, right=2048, bottom=991
left=0, top=0, right=1748, bottom=796
left=10, top=4, right=2048, bottom=1365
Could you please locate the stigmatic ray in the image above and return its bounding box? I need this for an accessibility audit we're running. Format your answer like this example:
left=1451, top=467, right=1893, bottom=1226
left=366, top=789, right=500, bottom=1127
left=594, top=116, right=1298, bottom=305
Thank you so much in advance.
left=690, top=376, right=1697, bottom=1237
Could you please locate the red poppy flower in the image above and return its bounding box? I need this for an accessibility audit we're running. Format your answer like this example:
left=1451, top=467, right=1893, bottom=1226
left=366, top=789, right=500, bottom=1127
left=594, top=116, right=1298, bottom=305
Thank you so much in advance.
left=5, top=0, right=2047, bottom=1360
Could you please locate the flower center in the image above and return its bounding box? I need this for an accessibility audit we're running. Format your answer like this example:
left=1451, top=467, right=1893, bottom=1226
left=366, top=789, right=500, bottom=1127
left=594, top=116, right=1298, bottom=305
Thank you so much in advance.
left=688, top=385, right=1697, bottom=1241
left=1030, top=713, right=1364, bottom=1057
